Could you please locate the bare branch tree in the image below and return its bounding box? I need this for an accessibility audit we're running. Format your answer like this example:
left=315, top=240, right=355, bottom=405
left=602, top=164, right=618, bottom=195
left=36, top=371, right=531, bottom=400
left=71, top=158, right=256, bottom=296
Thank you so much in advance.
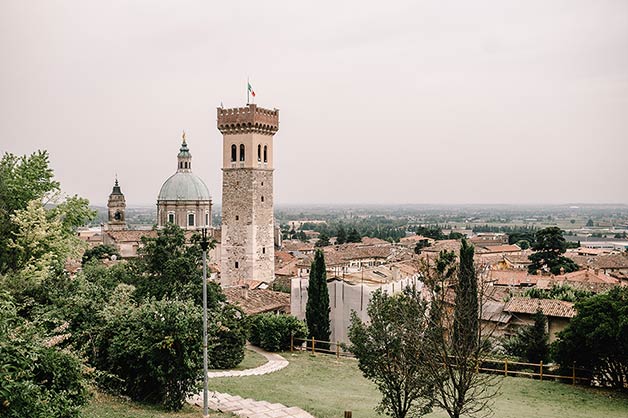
left=419, top=241, right=500, bottom=418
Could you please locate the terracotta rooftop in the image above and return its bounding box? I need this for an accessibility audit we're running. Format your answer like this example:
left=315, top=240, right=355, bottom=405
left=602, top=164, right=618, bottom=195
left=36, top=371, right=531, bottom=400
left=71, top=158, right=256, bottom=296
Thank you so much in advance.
left=361, top=236, right=391, bottom=246
left=488, top=270, right=538, bottom=287
left=504, top=297, right=576, bottom=318
left=478, top=244, right=522, bottom=254
left=223, top=287, right=290, bottom=315
left=422, top=239, right=462, bottom=254
left=105, top=230, right=157, bottom=242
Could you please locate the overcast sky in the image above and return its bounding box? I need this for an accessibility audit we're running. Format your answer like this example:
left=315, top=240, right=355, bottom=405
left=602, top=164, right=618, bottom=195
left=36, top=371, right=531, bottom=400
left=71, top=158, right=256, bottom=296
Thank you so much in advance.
left=1, top=1, right=627, bottom=206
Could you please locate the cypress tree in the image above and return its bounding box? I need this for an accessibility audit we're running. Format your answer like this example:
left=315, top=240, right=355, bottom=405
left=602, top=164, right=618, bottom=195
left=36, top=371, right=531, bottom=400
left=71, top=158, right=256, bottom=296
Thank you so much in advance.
left=454, top=238, right=478, bottom=350
left=306, top=249, right=331, bottom=348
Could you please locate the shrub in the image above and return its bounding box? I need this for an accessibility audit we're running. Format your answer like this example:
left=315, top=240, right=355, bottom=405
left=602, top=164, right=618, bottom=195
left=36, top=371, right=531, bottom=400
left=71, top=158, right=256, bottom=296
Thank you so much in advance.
left=208, top=304, right=247, bottom=369
left=94, top=298, right=202, bottom=411
left=249, top=313, right=308, bottom=352
left=0, top=292, right=89, bottom=418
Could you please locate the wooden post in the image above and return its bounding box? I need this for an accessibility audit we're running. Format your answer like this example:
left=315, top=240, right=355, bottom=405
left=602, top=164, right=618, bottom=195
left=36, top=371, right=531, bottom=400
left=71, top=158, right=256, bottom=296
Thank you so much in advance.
left=290, top=334, right=294, bottom=353
left=572, top=362, right=576, bottom=385
left=539, top=361, right=543, bottom=381
left=504, top=359, right=508, bottom=377
left=344, top=411, right=352, bottom=418
left=336, top=341, right=340, bottom=360
left=311, top=337, right=315, bottom=354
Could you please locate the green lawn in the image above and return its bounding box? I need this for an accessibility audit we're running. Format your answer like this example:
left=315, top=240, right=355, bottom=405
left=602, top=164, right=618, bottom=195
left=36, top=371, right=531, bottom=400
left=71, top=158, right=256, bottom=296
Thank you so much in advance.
left=82, top=390, right=229, bottom=418
left=209, top=352, right=628, bottom=418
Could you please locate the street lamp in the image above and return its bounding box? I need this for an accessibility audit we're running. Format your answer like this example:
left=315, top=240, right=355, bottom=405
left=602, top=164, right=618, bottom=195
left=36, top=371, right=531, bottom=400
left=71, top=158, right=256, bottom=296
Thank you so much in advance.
left=200, top=228, right=210, bottom=418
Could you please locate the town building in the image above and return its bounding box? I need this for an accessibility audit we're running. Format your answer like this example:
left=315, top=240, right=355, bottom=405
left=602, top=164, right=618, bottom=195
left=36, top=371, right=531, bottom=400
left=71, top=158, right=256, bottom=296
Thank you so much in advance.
left=157, top=133, right=212, bottom=230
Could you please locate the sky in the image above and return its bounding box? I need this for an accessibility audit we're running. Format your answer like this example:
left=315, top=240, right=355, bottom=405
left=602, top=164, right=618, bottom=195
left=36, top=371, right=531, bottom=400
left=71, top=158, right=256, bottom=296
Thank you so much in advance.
left=1, top=1, right=627, bottom=206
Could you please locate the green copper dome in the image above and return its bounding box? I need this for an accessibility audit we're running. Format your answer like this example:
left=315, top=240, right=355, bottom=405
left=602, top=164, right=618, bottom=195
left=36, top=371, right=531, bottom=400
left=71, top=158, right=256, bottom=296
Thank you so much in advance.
left=157, top=172, right=211, bottom=201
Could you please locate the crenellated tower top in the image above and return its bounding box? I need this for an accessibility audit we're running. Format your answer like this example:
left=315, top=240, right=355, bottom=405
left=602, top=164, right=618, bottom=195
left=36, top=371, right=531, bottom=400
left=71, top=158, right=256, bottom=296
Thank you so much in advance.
left=217, top=104, right=279, bottom=135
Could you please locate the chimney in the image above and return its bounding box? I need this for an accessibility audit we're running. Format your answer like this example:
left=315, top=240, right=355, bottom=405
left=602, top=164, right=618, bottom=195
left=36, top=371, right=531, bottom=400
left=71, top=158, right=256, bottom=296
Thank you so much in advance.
left=241, top=283, right=249, bottom=300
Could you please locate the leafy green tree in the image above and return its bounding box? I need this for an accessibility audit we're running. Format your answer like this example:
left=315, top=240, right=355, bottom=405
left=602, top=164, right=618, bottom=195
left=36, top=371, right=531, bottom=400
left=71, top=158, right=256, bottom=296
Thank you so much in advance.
left=315, top=232, right=331, bottom=247
left=347, top=228, right=362, bottom=243
left=81, top=244, right=120, bottom=265
left=0, top=151, right=60, bottom=274
left=523, top=284, right=593, bottom=303
left=305, top=250, right=331, bottom=346
left=349, top=288, right=434, bottom=418
left=503, top=309, right=549, bottom=363
left=0, top=291, right=89, bottom=418
left=526, top=310, right=549, bottom=363
left=131, top=224, right=221, bottom=304
left=414, top=240, right=430, bottom=254
left=553, top=286, right=628, bottom=389
left=528, top=227, right=578, bottom=275
left=586, top=219, right=594, bottom=227
left=336, top=223, right=347, bottom=245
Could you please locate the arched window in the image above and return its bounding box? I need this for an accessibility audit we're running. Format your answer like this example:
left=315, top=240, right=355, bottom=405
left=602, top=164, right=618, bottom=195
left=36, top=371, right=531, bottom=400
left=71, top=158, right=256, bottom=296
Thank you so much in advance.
left=257, top=144, right=261, bottom=161
left=240, top=144, right=245, bottom=161
left=263, top=145, right=268, bottom=163
left=231, top=144, right=237, bottom=162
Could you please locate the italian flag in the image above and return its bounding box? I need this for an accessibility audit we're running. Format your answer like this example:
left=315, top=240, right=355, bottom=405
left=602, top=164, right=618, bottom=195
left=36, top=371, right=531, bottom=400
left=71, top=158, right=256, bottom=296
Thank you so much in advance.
left=248, top=82, right=256, bottom=97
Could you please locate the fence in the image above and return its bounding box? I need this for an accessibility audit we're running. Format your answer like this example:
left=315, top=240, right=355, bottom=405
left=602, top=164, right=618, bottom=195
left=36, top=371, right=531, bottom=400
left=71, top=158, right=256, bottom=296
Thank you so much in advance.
left=290, top=335, right=591, bottom=386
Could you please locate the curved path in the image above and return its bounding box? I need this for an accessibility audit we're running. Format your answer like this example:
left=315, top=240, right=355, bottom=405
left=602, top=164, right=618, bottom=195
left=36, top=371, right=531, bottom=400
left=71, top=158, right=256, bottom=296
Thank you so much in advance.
left=189, top=345, right=315, bottom=418
left=206, top=344, right=289, bottom=378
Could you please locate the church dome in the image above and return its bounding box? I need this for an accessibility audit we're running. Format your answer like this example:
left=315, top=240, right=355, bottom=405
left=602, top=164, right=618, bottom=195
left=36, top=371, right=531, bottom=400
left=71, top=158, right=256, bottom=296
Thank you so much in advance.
left=157, top=172, right=210, bottom=201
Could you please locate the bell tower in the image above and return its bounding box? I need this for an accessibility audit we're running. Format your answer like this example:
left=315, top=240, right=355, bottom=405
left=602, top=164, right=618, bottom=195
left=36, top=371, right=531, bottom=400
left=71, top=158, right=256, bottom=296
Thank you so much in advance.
left=217, top=104, right=279, bottom=285
left=106, top=178, right=127, bottom=231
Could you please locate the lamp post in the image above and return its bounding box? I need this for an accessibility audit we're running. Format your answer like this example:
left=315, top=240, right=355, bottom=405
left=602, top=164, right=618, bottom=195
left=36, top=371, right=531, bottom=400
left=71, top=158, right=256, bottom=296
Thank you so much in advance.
left=200, top=228, right=210, bottom=418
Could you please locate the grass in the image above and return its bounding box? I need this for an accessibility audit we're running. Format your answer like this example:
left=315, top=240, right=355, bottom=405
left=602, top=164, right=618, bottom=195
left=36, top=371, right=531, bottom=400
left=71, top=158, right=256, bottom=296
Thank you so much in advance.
left=82, top=390, right=229, bottom=418
left=209, top=351, right=628, bottom=418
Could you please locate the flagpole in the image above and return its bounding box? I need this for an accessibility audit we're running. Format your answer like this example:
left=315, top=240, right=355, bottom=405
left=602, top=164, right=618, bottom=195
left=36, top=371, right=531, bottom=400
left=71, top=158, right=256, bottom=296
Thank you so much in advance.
left=247, top=77, right=250, bottom=104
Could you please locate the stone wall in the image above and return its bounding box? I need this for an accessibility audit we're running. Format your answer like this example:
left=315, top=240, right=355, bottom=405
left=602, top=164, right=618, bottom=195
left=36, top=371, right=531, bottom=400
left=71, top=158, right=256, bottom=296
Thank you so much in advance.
left=221, top=168, right=274, bottom=285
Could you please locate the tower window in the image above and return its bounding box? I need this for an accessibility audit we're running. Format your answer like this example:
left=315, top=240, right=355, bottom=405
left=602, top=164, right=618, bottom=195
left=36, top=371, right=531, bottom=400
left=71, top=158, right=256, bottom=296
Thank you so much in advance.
left=239, top=144, right=245, bottom=161
left=257, top=144, right=261, bottom=161
left=168, top=212, right=175, bottom=224
left=263, top=145, right=267, bottom=163
left=235, top=215, right=239, bottom=221
left=188, top=213, right=195, bottom=227
left=262, top=247, right=266, bottom=254
left=231, top=144, right=237, bottom=162
left=261, top=182, right=264, bottom=186
left=235, top=261, right=239, bottom=269
left=205, top=213, right=209, bottom=226
left=261, top=196, right=264, bottom=202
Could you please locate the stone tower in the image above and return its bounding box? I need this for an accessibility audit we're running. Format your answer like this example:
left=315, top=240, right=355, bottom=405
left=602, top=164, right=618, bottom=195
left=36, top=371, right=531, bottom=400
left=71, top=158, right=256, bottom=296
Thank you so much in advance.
left=217, top=104, right=279, bottom=285
left=106, top=178, right=127, bottom=231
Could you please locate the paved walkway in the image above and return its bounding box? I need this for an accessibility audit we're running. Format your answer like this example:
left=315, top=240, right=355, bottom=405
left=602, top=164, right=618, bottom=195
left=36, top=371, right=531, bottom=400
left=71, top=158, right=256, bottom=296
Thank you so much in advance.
left=206, top=344, right=289, bottom=378
left=189, top=345, right=315, bottom=418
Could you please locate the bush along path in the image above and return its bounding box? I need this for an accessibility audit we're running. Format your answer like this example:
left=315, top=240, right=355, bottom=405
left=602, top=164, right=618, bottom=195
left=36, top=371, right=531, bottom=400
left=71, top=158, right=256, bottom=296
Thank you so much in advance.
left=189, top=345, right=315, bottom=418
